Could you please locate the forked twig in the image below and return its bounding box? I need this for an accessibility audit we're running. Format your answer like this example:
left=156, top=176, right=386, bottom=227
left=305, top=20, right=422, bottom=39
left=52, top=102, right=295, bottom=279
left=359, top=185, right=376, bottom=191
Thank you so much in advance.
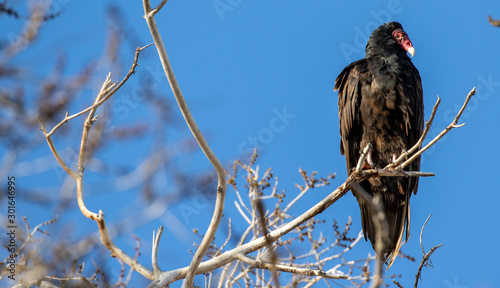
left=398, top=88, right=476, bottom=170
left=414, top=215, right=443, bottom=288
left=37, top=45, right=154, bottom=280
left=43, top=43, right=153, bottom=138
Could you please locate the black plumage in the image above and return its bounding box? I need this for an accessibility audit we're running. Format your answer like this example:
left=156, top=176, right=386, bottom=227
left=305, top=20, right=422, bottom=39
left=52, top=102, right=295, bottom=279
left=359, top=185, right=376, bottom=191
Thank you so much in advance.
left=334, top=22, right=424, bottom=268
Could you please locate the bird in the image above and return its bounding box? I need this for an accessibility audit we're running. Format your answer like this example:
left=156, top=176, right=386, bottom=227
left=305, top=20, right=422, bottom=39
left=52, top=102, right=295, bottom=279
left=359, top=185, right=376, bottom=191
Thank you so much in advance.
left=334, top=21, right=424, bottom=268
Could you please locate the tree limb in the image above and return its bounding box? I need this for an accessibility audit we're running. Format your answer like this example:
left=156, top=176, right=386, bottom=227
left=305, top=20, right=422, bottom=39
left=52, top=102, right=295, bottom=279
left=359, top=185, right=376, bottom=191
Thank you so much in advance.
left=235, top=254, right=361, bottom=280
left=37, top=45, right=154, bottom=280
left=142, top=1, right=227, bottom=287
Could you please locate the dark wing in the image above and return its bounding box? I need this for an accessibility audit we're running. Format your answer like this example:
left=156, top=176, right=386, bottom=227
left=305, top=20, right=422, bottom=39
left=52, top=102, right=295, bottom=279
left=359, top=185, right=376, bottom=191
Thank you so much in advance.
left=401, top=60, right=424, bottom=195
left=334, top=59, right=369, bottom=174
left=386, top=60, right=423, bottom=268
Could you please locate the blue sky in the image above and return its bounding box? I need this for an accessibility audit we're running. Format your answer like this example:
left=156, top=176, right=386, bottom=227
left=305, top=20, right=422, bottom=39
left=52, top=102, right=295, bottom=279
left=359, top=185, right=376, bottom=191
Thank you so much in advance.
left=2, top=0, right=500, bottom=287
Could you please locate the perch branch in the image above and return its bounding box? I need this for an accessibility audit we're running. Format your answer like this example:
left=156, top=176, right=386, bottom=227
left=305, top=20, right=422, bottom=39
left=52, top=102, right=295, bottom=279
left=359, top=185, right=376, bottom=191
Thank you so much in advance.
left=142, top=1, right=227, bottom=287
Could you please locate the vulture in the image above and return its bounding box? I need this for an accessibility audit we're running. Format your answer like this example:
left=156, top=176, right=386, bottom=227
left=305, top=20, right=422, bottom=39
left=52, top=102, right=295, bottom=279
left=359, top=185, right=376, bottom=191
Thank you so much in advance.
left=334, top=22, right=424, bottom=268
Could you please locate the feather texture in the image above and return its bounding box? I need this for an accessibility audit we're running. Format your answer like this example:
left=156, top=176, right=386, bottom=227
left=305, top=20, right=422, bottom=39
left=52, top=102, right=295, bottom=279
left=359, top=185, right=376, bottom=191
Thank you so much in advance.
left=334, top=21, right=424, bottom=268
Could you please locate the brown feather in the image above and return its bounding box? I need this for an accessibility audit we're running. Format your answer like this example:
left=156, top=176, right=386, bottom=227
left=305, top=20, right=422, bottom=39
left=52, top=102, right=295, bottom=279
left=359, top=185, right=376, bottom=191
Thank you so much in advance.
left=334, top=21, right=424, bottom=268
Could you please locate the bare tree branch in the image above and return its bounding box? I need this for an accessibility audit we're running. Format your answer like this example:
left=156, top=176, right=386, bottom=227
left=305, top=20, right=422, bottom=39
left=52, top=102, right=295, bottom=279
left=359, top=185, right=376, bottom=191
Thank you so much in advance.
left=255, top=199, right=280, bottom=287
left=235, top=254, right=362, bottom=280
left=36, top=115, right=79, bottom=179
left=393, top=279, right=405, bottom=288
left=42, top=43, right=153, bottom=138
left=37, top=45, right=155, bottom=280
left=142, top=1, right=227, bottom=287
left=152, top=226, right=165, bottom=274
left=414, top=215, right=443, bottom=288
left=399, top=87, right=476, bottom=170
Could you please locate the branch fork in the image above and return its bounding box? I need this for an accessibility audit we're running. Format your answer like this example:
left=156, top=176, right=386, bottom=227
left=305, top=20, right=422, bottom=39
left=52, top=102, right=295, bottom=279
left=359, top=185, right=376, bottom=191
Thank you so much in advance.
left=37, top=45, right=155, bottom=280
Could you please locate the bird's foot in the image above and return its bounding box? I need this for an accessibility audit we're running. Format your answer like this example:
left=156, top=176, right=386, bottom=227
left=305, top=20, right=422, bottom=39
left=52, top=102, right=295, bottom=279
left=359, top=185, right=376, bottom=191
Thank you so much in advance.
left=362, top=150, right=375, bottom=169
left=387, top=152, right=403, bottom=171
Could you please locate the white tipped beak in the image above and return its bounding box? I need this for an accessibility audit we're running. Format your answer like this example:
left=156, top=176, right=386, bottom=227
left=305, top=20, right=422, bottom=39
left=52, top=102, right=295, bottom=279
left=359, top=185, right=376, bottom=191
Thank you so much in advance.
left=407, top=47, right=415, bottom=57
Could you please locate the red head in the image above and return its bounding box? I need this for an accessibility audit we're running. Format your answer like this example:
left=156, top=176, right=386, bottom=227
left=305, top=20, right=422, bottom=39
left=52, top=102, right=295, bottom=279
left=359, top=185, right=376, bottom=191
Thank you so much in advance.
left=392, top=28, right=415, bottom=57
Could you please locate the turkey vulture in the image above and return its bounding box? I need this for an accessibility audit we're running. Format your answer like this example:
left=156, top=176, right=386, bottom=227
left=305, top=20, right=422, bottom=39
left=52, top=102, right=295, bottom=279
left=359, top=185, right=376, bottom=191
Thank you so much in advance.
left=334, top=22, right=424, bottom=268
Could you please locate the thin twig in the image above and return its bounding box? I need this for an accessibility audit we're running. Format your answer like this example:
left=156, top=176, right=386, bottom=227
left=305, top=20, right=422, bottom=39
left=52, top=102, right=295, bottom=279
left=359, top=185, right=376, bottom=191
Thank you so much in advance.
left=255, top=199, right=280, bottom=288
left=419, top=215, right=432, bottom=256
left=36, top=115, right=78, bottom=179
left=414, top=244, right=442, bottom=288
left=152, top=226, right=165, bottom=274
left=38, top=45, right=154, bottom=280
left=414, top=215, right=443, bottom=288
left=234, top=201, right=252, bottom=224
left=400, top=88, right=476, bottom=169
left=142, top=1, right=227, bottom=286
left=44, top=44, right=153, bottom=138
left=216, top=219, right=232, bottom=256
left=393, top=280, right=405, bottom=288
left=235, top=254, right=358, bottom=280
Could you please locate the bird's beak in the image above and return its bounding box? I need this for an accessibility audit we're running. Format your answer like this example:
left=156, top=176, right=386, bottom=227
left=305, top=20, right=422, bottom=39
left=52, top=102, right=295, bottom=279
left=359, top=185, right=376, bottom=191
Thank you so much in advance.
left=407, top=46, right=415, bottom=57
left=400, top=37, right=415, bottom=57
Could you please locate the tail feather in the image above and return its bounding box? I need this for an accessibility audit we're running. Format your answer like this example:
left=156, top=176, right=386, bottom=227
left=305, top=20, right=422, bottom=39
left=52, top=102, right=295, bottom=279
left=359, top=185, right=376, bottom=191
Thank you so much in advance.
left=385, top=200, right=408, bottom=269
left=355, top=185, right=411, bottom=269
